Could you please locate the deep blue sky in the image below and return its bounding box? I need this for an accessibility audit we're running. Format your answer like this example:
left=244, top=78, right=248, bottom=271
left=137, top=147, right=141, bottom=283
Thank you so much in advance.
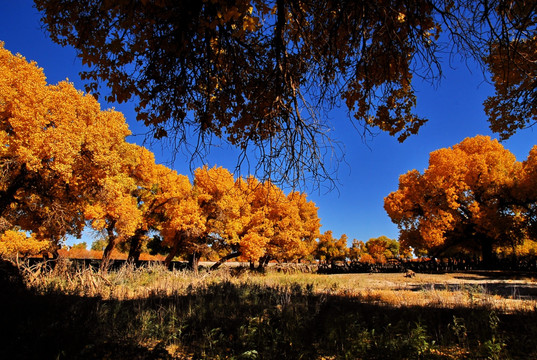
left=1, top=1, right=536, bottom=245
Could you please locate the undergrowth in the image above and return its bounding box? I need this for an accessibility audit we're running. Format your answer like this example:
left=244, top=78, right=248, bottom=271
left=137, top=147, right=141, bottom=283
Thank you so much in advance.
left=2, top=259, right=537, bottom=359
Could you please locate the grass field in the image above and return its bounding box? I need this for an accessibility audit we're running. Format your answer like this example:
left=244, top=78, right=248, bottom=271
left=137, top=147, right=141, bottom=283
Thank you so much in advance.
left=2, top=259, right=537, bottom=359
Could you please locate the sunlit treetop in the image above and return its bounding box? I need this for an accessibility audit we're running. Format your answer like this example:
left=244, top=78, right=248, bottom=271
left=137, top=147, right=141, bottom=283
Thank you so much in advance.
left=0, top=43, right=128, bottom=180
left=314, top=230, right=348, bottom=263
left=0, top=42, right=131, bottom=242
left=34, top=0, right=537, bottom=186
left=0, top=230, right=49, bottom=257
left=384, top=135, right=525, bottom=262
left=364, top=235, right=399, bottom=263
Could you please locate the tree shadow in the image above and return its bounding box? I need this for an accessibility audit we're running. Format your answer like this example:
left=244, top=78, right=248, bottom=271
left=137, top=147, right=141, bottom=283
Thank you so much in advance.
left=404, top=281, right=537, bottom=299
left=454, top=270, right=537, bottom=280
left=2, top=260, right=537, bottom=359
left=0, top=260, right=171, bottom=359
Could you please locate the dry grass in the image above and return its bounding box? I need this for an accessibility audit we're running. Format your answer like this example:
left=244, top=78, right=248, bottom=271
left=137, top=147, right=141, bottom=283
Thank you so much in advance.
left=290, top=272, right=537, bottom=312
left=21, top=259, right=537, bottom=313
left=5, top=259, right=537, bottom=359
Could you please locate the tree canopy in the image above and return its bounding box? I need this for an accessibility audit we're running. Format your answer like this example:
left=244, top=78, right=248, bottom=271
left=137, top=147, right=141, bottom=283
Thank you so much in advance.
left=314, top=231, right=348, bottom=263
left=384, top=135, right=534, bottom=263
left=0, top=43, right=324, bottom=267
left=364, top=235, right=400, bottom=263
left=33, top=0, right=537, bottom=185
left=0, top=42, right=130, bottom=253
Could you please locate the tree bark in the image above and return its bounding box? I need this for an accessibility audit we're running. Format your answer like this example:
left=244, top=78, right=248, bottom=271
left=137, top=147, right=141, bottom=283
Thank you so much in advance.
left=481, top=237, right=495, bottom=269
left=164, top=236, right=182, bottom=267
left=127, top=229, right=146, bottom=263
left=257, top=255, right=270, bottom=270
left=100, top=220, right=118, bottom=271
left=188, top=252, right=201, bottom=273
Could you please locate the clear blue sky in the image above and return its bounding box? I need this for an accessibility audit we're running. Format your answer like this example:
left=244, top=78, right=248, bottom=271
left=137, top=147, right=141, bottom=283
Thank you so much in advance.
left=1, top=1, right=536, bottom=246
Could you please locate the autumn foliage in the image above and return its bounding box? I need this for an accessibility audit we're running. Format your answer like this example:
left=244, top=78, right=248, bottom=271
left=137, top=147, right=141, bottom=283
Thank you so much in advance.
left=33, top=0, right=537, bottom=189
left=0, top=230, right=49, bottom=257
left=34, top=0, right=444, bottom=185
left=0, top=43, right=324, bottom=267
left=385, top=135, right=537, bottom=263
left=0, top=41, right=130, bottom=255
left=314, top=231, right=348, bottom=264
left=5, top=40, right=537, bottom=269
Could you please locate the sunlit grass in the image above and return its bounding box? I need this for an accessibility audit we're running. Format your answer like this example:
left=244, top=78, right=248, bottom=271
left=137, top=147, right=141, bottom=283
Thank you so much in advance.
left=22, top=259, right=537, bottom=313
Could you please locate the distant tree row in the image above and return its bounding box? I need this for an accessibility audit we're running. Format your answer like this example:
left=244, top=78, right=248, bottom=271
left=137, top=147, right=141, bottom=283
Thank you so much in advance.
left=80, top=232, right=404, bottom=268
left=313, top=233, right=404, bottom=265
left=385, top=135, right=537, bottom=265
left=0, top=43, right=326, bottom=271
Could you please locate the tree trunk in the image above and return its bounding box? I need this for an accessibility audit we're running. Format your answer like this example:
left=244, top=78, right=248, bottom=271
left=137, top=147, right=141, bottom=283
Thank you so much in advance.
left=481, top=237, right=495, bottom=269
left=100, top=221, right=118, bottom=271
left=0, top=164, right=27, bottom=218
left=257, top=255, right=270, bottom=270
left=210, top=251, right=242, bottom=270
left=127, top=229, right=146, bottom=263
left=164, top=239, right=181, bottom=268
left=101, top=236, right=118, bottom=271
left=257, top=256, right=266, bottom=270
left=189, top=252, right=200, bottom=273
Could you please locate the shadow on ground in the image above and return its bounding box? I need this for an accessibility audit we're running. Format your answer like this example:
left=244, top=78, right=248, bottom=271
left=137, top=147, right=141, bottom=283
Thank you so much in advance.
left=2, top=260, right=537, bottom=359
left=404, top=282, right=537, bottom=299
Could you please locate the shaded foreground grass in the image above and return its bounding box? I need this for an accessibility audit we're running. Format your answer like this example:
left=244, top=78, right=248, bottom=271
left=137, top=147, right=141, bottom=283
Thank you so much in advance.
left=2, top=260, right=537, bottom=359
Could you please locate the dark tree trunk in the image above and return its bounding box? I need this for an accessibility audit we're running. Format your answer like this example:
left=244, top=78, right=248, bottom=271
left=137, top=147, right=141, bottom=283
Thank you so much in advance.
left=0, top=164, right=27, bottom=218
left=100, top=236, right=118, bottom=271
left=188, top=252, right=201, bottom=273
left=41, top=238, right=60, bottom=263
left=41, top=250, right=50, bottom=261
left=481, top=237, right=495, bottom=269
left=257, top=256, right=266, bottom=270
left=210, top=251, right=242, bottom=270
left=100, top=220, right=118, bottom=271
left=164, top=238, right=181, bottom=268
left=127, top=229, right=146, bottom=263
left=257, top=255, right=270, bottom=270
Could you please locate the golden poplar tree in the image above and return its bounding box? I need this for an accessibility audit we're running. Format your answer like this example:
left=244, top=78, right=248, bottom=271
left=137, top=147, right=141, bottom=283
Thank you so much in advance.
left=364, top=236, right=399, bottom=264
left=0, top=43, right=131, bottom=257
left=385, top=135, right=524, bottom=264
left=314, top=231, right=349, bottom=264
